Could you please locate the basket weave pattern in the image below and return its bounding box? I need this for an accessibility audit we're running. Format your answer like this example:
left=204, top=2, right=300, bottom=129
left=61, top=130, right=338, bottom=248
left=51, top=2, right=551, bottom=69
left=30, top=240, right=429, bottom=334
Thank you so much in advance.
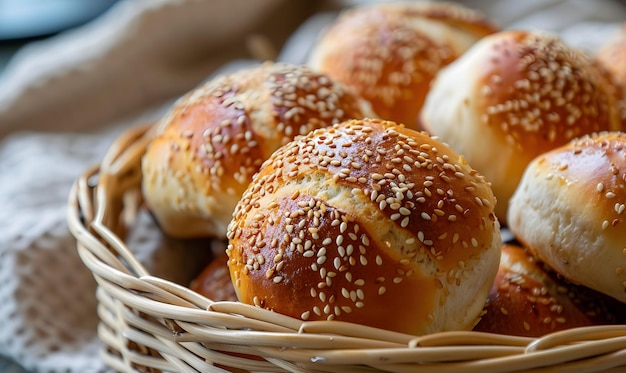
left=67, top=124, right=626, bottom=372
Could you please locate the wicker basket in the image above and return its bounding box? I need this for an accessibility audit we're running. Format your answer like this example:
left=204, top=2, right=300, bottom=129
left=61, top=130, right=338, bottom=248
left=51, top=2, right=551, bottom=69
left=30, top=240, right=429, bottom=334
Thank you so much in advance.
left=67, top=123, right=626, bottom=373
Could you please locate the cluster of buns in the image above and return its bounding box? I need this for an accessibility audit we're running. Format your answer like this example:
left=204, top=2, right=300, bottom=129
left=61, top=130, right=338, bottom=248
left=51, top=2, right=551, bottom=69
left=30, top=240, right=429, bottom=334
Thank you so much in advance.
left=476, top=132, right=626, bottom=336
left=417, top=27, right=626, bottom=335
left=226, top=118, right=501, bottom=335
left=139, top=1, right=626, bottom=338
left=142, top=61, right=373, bottom=239
left=308, top=1, right=498, bottom=130
left=420, top=29, right=626, bottom=224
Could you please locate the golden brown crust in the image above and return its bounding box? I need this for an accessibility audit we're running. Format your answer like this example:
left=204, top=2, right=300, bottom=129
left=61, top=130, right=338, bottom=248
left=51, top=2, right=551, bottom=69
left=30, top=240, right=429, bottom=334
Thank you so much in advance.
left=190, top=253, right=238, bottom=302
left=420, top=30, right=624, bottom=225
left=475, top=31, right=621, bottom=149
left=308, top=2, right=497, bottom=130
left=474, top=244, right=621, bottom=338
left=226, top=118, right=501, bottom=335
left=142, top=62, right=373, bottom=238
left=508, top=131, right=626, bottom=302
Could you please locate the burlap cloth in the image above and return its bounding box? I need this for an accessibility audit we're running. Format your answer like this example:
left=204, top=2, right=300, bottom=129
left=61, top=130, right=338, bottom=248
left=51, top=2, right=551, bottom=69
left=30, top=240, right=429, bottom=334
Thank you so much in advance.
left=0, top=1, right=624, bottom=371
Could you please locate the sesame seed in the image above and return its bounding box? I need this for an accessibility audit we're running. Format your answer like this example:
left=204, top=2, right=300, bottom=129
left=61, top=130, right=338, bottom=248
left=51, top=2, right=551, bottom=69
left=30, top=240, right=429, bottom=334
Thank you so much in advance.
left=362, top=235, right=370, bottom=246
left=346, top=245, right=354, bottom=256
left=401, top=217, right=410, bottom=227
left=336, top=235, right=344, bottom=246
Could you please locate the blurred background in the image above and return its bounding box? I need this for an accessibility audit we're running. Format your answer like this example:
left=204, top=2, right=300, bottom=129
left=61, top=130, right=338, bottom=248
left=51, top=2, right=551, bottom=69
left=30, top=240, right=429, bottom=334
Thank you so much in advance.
left=0, top=0, right=120, bottom=73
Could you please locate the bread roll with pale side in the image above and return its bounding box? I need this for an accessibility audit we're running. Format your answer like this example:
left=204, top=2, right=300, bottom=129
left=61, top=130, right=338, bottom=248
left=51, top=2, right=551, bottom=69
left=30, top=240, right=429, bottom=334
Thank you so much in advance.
left=420, top=30, right=625, bottom=225
left=226, top=118, right=502, bottom=335
left=142, top=62, right=373, bottom=239
left=308, top=1, right=498, bottom=130
left=508, top=132, right=626, bottom=303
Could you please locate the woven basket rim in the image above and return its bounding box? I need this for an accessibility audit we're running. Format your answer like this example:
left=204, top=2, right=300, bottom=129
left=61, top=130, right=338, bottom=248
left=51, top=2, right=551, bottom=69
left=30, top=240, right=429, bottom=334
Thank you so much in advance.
left=67, top=123, right=626, bottom=373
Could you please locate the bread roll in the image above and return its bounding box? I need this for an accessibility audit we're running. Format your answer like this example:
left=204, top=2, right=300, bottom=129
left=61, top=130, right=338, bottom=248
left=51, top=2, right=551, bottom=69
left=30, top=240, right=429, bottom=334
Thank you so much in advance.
left=474, top=244, right=620, bottom=337
left=595, top=27, right=626, bottom=125
left=508, top=132, right=626, bottom=303
left=226, top=118, right=501, bottom=335
left=597, top=25, right=626, bottom=87
left=190, top=252, right=237, bottom=302
left=142, top=62, right=373, bottom=238
left=308, top=1, right=498, bottom=130
left=420, top=30, right=625, bottom=225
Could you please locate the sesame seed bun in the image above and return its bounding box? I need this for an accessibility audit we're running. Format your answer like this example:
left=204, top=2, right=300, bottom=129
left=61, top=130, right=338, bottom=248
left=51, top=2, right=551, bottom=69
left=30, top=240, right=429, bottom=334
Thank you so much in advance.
left=226, top=118, right=502, bottom=335
left=420, top=30, right=625, bottom=225
left=307, top=1, right=498, bottom=131
left=474, top=244, right=622, bottom=338
left=190, top=252, right=238, bottom=302
left=508, top=132, right=626, bottom=303
left=141, top=62, right=373, bottom=238
left=595, top=26, right=626, bottom=126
